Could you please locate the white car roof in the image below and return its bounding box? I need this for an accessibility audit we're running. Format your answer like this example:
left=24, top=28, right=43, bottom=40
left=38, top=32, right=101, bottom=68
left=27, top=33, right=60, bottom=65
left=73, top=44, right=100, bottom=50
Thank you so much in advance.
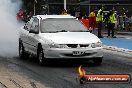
left=33, top=15, right=76, bottom=20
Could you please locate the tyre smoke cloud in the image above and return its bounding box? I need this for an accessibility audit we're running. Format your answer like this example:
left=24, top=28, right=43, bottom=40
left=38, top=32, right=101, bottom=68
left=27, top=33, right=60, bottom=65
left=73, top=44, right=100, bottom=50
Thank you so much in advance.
left=0, top=0, right=22, bottom=57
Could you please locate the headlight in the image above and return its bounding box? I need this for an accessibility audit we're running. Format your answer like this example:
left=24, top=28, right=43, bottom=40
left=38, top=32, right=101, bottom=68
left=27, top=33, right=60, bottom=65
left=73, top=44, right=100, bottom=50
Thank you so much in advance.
left=48, top=44, right=68, bottom=48
left=91, top=43, right=96, bottom=48
left=91, top=42, right=102, bottom=48
left=96, top=42, right=102, bottom=47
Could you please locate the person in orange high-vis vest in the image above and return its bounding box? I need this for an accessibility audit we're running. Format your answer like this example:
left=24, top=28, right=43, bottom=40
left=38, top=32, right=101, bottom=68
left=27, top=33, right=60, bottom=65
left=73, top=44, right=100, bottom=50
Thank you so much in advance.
left=88, top=9, right=96, bottom=32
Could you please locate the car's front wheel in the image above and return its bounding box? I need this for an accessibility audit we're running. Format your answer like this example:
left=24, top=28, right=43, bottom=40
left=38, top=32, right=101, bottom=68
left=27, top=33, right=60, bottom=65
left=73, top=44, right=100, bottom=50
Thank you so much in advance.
left=37, top=45, right=45, bottom=65
left=93, top=57, right=103, bottom=65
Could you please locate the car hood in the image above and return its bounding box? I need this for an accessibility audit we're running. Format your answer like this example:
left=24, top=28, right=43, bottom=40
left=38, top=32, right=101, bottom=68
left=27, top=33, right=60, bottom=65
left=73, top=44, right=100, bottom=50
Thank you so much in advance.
left=39, top=32, right=101, bottom=44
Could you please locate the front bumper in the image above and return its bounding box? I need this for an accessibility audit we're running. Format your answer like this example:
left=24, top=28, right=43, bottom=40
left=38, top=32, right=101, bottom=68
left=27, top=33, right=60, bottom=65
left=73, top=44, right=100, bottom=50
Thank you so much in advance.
left=43, top=47, right=103, bottom=59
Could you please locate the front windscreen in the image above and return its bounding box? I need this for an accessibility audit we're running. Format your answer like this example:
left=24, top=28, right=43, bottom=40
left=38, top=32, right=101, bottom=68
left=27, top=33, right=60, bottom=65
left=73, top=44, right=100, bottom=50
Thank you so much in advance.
left=40, top=18, right=88, bottom=33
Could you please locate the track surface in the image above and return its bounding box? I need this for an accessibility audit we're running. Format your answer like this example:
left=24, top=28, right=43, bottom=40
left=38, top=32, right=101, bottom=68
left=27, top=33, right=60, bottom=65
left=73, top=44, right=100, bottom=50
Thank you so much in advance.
left=0, top=51, right=132, bottom=88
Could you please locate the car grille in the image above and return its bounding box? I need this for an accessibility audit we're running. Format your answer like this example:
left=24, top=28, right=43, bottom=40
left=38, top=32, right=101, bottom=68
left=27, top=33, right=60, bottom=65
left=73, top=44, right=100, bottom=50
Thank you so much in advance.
left=67, top=44, right=78, bottom=48
left=67, top=44, right=89, bottom=48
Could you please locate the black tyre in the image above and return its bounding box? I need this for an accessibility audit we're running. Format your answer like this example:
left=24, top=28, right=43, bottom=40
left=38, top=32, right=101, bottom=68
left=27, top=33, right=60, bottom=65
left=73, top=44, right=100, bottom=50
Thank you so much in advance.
left=19, top=41, right=29, bottom=59
left=93, top=57, right=103, bottom=65
left=37, top=45, right=45, bottom=65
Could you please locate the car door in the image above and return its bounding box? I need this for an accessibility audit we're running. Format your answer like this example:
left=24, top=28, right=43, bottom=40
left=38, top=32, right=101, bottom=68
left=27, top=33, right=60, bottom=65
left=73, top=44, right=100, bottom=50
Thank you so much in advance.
left=21, top=18, right=34, bottom=52
left=27, top=17, right=39, bottom=55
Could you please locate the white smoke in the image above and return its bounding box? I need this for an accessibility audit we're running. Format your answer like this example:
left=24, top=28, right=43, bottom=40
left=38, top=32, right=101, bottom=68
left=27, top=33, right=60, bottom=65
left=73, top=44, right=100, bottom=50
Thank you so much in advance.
left=0, top=0, right=22, bottom=57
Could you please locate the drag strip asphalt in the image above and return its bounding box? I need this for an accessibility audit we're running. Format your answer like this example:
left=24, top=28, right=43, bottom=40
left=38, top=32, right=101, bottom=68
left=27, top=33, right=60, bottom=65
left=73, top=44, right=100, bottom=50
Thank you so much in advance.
left=0, top=51, right=132, bottom=88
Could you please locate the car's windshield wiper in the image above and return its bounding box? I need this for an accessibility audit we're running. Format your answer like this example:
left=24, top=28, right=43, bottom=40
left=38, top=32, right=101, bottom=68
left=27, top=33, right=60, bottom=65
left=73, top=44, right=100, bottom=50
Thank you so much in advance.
left=71, top=30, right=89, bottom=32
left=45, top=30, right=67, bottom=33
left=45, top=30, right=89, bottom=33
left=56, top=30, right=67, bottom=32
left=50, top=30, right=68, bottom=33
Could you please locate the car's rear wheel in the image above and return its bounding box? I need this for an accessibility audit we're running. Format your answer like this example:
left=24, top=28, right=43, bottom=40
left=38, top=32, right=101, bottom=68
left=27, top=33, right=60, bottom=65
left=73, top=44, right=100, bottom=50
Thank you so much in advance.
left=37, top=45, right=45, bottom=65
left=19, top=41, right=29, bottom=59
left=93, top=57, right=103, bottom=65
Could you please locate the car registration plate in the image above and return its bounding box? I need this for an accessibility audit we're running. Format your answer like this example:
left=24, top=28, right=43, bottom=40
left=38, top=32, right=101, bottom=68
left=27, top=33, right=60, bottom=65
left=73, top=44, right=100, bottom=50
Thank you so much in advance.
left=73, top=51, right=84, bottom=55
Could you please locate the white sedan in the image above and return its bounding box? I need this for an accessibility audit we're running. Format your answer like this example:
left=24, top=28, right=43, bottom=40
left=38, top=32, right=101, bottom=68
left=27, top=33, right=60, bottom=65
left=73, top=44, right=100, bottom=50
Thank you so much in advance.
left=19, top=15, right=103, bottom=65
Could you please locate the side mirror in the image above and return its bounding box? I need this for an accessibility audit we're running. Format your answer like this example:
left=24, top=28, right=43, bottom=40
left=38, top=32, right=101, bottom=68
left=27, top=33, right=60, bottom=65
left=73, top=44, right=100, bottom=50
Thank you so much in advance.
left=29, top=30, right=39, bottom=34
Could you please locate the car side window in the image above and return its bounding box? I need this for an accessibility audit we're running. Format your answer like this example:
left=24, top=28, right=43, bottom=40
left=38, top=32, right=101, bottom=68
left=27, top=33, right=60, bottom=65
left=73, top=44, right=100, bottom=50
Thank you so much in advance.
left=30, top=18, right=39, bottom=32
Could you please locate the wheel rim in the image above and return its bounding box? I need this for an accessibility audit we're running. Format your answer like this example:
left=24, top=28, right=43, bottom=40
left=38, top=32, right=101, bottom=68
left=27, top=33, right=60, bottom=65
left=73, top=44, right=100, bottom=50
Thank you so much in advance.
left=39, top=50, right=43, bottom=63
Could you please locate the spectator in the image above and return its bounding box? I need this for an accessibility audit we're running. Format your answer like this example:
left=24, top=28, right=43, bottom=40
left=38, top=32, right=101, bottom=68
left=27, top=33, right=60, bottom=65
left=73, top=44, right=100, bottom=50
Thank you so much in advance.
left=96, top=6, right=104, bottom=38
left=17, top=9, right=28, bottom=22
left=88, top=9, right=96, bottom=32
left=107, top=10, right=117, bottom=38
left=16, top=9, right=24, bottom=20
